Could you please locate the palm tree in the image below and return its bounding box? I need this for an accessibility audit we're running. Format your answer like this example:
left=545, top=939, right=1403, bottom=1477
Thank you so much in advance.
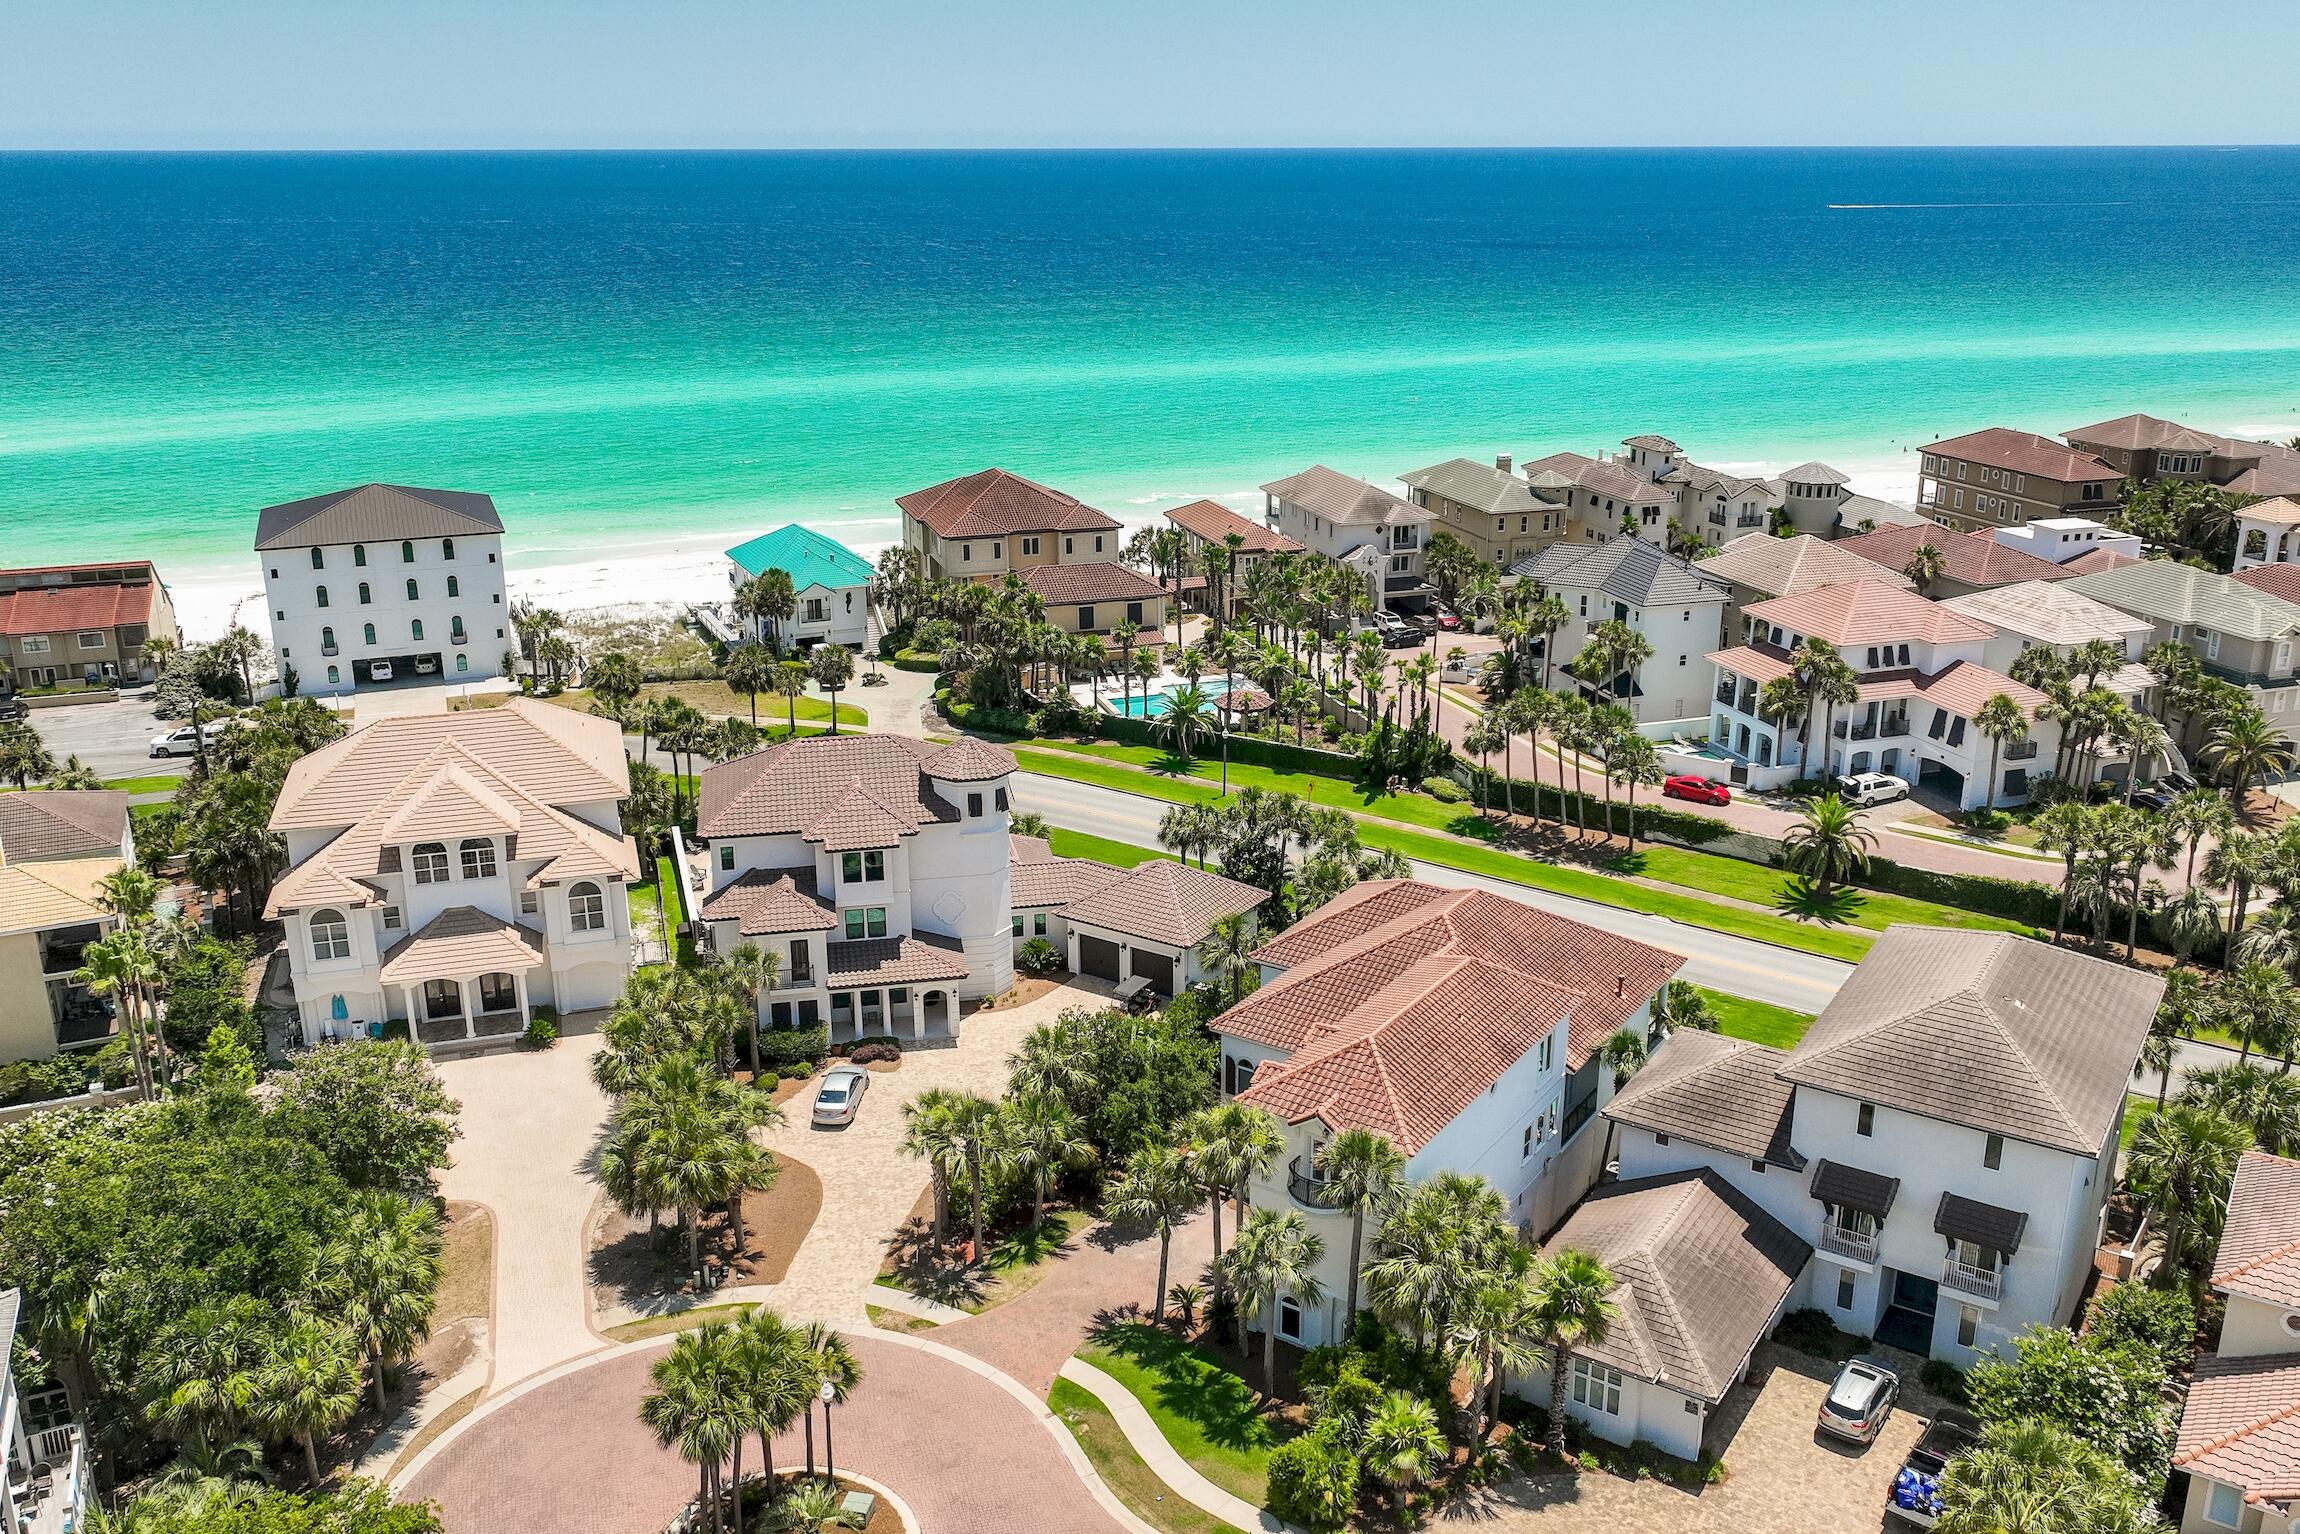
left=772, top=660, right=811, bottom=738
left=796, top=1320, right=861, bottom=1477
left=2112, top=710, right=2173, bottom=805
left=1223, top=1207, right=1326, bottom=1395
left=2209, top=707, right=2296, bottom=807
left=1900, top=542, right=1946, bottom=596
left=641, top=1321, right=743, bottom=1533
left=945, top=1091, right=1001, bottom=1262
left=1183, top=1102, right=1283, bottom=1312
left=1782, top=792, right=1877, bottom=899
left=1106, top=1143, right=1200, bottom=1322
left=725, top=645, right=774, bottom=726
left=1362, top=1172, right=1507, bottom=1350
left=1449, top=1265, right=1546, bottom=1441
left=2214, top=961, right=2297, bottom=1066
left=2157, top=886, right=2225, bottom=968
left=995, top=1093, right=1096, bottom=1231
left=1648, top=977, right=1719, bottom=1040
left=1461, top=715, right=1503, bottom=821
left=1312, top=1129, right=1406, bottom=1325
left=2168, top=787, right=2234, bottom=884
left=899, top=1089, right=968, bottom=1249
left=806, top=646, right=854, bottom=734
left=2207, top=831, right=2277, bottom=965
left=732, top=1307, right=812, bottom=1491
left=1006, top=1023, right=1089, bottom=1100
left=0, top=724, right=56, bottom=789
left=74, top=928, right=160, bottom=1099
left=2181, top=1062, right=2300, bottom=1156
left=2126, top=1105, right=2252, bottom=1284
left=1199, top=913, right=1257, bottom=1006
left=1163, top=682, right=1215, bottom=758
left=1360, top=1390, right=1445, bottom=1513
left=1936, top=1418, right=2151, bottom=1534
left=719, top=942, right=780, bottom=1078
left=2034, top=799, right=2096, bottom=943
left=141, top=1296, right=273, bottom=1453
left=1529, top=1248, right=1621, bottom=1460
left=316, top=1192, right=443, bottom=1414
left=1800, top=646, right=1861, bottom=779
left=256, top=1315, right=363, bottom=1487
left=1610, top=732, right=1663, bottom=853
left=1973, top=693, right=2029, bottom=811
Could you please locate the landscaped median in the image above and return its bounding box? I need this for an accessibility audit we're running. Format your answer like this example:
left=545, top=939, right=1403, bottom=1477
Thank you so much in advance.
left=1048, top=1377, right=1253, bottom=1534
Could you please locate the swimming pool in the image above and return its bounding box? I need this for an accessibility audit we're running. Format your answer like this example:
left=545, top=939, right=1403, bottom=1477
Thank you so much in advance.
left=1108, top=677, right=1237, bottom=719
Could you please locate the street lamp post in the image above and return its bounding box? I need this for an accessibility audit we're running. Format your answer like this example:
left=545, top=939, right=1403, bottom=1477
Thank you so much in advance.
left=820, top=1380, right=837, bottom=1485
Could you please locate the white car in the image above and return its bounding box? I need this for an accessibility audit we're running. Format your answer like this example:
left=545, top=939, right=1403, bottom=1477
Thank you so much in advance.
left=1839, top=771, right=1910, bottom=808
left=811, top=1064, right=870, bottom=1126
left=148, top=720, right=227, bottom=757
left=413, top=655, right=440, bottom=675
left=369, top=660, right=395, bottom=682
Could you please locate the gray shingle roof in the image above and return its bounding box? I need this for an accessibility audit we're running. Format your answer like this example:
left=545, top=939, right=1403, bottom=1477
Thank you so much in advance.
left=1810, top=1159, right=1901, bottom=1219
left=1934, top=1192, right=2028, bottom=1256
left=1399, top=458, right=1542, bottom=517
left=1542, top=1169, right=1811, bottom=1404
left=254, top=483, right=503, bottom=551
left=1779, top=927, right=2164, bottom=1156
left=1602, top=1031, right=1802, bottom=1167
left=2064, top=560, right=2300, bottom=643
left=1260, top=466, right=1424, bottom=527
left=0, top=790, right=130, bottom=861
left=1512, top=535, right=1731, bottom=609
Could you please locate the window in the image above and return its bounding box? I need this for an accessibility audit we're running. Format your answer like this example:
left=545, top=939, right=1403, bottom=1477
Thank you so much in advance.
left=20, top=635, right=48, bottom=653
left=2204, top=1481, right=2243, bottom=1529
left=316, top=585, right=330, bottom=608
left=1537, top=1035, right=1553, bottom=1072
left=1836, top=1269, right=1855, bottom=1310
left=1522, top=1124, right=1534, bottom=1158
left=967, top=792, right=984, bottom=818
left=1012, top=914, right=1025, bottom=936
left=406, top=578, right=420, bottom=600
left=1126, top=600, right=1143, bottom=626
left=961, top=544, right=972, bottom=563
left=1857, top=1101, right=1875, bottom=1136
left=310, top=908, right=351, bottom=961
left=520, top=890, right=539, bottom=915
left=455, top=654, right=468, bottom=672
left=1984, top=1133, right=2003, bottom=1170
left=363, top=622, right=376, bottom=644
left=719, top=844, right=735, bottom=871
left=843, top=907, right=889, bottom=940
left=77, top=631, right=104, bottom=649
left=401, top=541, right=415, bottom=563
left=841, top=849, right=885, bottom=884
left=412, top=841, right=451, bottom=884
left=1033, top=912, right=1047, bottom=936
left=311, top=547, right=326, bottom=570
left=321, top=626, right=336, bottom=651
left=1277, top=1297, right=1302, bottom=1340
left=995, top=787, right=1009, bottom=812
left=1076, top=605, right=1096, bottom=630
left=442, top=538, right=455, bottom=560
left=327, top=665, right=340, bottom=684
left=451, top=618, right=466, bottom=643
left=992, top=542, right=1002, bottom=559
left=359, top=582, right=372, bottom=605
left=354, top=544, right=367, bottom=566
left=460, top=838, right=497, bottom=880
left=1063, top=537, right=1073, bottom=555
left=1570, top=1358, right=1623, bottom=1415
left=382, top=905, right=403, bottom=931
left=411, top=619, right=424, bottom=641
left=1957, top=1305, right=1980, bottom=1349
left=569, top=881, right=606, bottom=932
left=446, top=575, right=459, bottom=598
left=1021, top=536, right=1040, bottom=556
left=1095, top=535, right=1105, bottom=553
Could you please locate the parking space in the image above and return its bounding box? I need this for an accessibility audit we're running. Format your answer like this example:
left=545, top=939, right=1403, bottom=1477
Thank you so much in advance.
left=14, top=690, right=193, bottom=781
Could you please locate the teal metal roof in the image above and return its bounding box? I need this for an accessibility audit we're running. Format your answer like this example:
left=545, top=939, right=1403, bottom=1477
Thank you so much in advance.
left=726, top=524, right=875, bottom=591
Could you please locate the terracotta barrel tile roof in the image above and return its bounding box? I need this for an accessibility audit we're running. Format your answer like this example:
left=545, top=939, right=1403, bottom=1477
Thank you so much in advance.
left=2212, top=1150, right=2300, bottom=1308
left=697, top=867, right=836, bottom=934
left=1696, top=534, right=1907, bottom=599
left=1164, top=499, right=1300, bottom=553
left=824, top=931, right=971, bottom=986
left=2231, top=564, right=2300, bottom=604
left=1920, top=428, right=2123, bottom=484
left=698, top=735, right=958, bottom=841
left=1008, top=840, right=1127, bottom=909
left=1019, top=562, right=1168, bottom=607
left=1059, top=860, right=1263, bottom=949
left=2063, top=412, right=2224, bottom=454
left=271, top=698, right=627, bottom=833
left=0, top=582, right=156, bottom=636
left=921, top=737, right=1018, bottom=784
left=1744, top=579, right=1995, bottom=647
left=0, top=856, right=117, bottom=937
left=2175, top=1353, right=2300, bottom=1503
left=378, top=906, right=547, bottom=984
left=896, top=468, right=1120, bottom=540
left=1834, top=522, right=2074, bottom=590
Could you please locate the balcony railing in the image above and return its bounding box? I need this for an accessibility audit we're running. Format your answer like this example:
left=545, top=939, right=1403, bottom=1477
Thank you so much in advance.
left=1560, top=1089, right=1598, bottom=1145
left=1715, top=683, right=1737, bottom=705
left=1848, top=722, right=1878, bottom=740
left=1817, top=1225, right=1879, bottom=1263
left=2004, top=740, right=2039, bottom=761
left=1941, top=1258, right=2003, bottom=1300
left=1881, top=717, right=1910, bottom=737
left=1287, top=1158, right=1339, bottom=1211
left=21, top=1422, right=87, bottom=1534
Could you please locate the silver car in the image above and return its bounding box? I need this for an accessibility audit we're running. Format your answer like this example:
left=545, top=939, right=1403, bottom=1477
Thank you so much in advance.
left=1818, top=1356, right=1901, bottom=1445
left=811, top=1064, right=870, bottom=1126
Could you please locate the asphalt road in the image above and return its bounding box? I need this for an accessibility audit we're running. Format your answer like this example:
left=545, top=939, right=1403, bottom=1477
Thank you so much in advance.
left=16, top=690, right=194, bottom=782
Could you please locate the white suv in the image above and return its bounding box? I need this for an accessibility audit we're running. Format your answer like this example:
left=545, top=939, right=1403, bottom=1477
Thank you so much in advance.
left=1839, top=771, right=1910, bottom=807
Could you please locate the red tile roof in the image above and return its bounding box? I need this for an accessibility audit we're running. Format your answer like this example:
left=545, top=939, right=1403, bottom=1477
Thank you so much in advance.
left=698, top=867, right=837, bottom=934
left=2213, top=1150, right=2300, bottom=1309
left=2175, top=1352, right=2300, bottom=1504
left=699, top=735, right=982, bottom=841
left=1020, top=561, right=1168, bottom=607
left=896, top=469, right=1120, bottom=540
left=2058, top=547, right=2142, bottom=577
left=2063, top=413, right=2224, bottom=455
left=1923, top=428, right=2124, bottom=484
left=1060, top=859, right=1263, bottom=948
left=1165, top=499, right=1299, bottom=554
left=0, top=581, right=156, bottom=637
left=1744, top=580, right=1996, bottom=647
left=2233, top=564, right=2300, bottom=605
left=1834, top=523, right=2075, bottom=590
left=921, top=737, right=1019, bottom=784
left=824, top=932, right=971, bottom=986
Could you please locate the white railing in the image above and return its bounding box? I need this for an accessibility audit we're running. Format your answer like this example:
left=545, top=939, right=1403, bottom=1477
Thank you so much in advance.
left=1817, top=1225, right=1878, bottom=1263
left=1941, top=1259, right=2002, bottom=1301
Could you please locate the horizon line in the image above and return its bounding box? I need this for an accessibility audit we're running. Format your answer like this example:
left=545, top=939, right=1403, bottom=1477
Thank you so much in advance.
left=4, top=141, right=2298, bottom=155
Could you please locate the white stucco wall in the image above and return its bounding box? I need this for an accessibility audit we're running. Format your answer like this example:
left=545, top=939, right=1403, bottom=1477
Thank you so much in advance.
left=262, top=533, right=508, bottom=697
left=2218, top=1292, right=2300, bottom=1359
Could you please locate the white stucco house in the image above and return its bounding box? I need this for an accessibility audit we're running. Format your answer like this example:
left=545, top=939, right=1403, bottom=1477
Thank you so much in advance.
left=1261, top=465, right=1432, bottom=614
left=1210, top=879, right=1683, bottom=1351
left=1007, top=836, right=1263, bottom=998
left=255, top=483, right=510, bottom=698
left=724, top=523, right=875, bottom=652
left=2173, top=1150, right=2300, bottom=1534
left=1510, top=536, right=1732, bottom=730
left=265, top=699, right=640, bottom=1044
left=2234, top=498, right=2300, bottom=575
left=694, top=734, right=1019, bottom=1040
left=1608, top=927, right=2161, bottom=1376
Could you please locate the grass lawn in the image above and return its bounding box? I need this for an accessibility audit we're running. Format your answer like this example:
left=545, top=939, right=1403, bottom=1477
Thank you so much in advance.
left=1696, top=988, right=1815, bottom=1049
left=1048, top=1378, right=1251, bottom=1534
left=603, top=1302, right=758, bottom=1343
left=627, top=877, right=662, bottom=929
left=1611, top=844, right=2042, bottom=940
left=1046, top=826, right=1174, bottom=868
left=2121, top=1093, right=2164, bottom=1154
left=866, top=1304, right=939, bottom=1334
left=1027, top=737, right=1477, bottom=834
left=1078, top=1322, right=1284, bottom=1506
left=655, top=853, right=686, bottom=925
left=459, top=681, right=868, bottom=725
left=30, top=774, right=184, bottom=795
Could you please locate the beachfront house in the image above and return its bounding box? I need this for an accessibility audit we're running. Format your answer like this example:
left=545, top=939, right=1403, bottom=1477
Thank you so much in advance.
left=1399, top=456, right=1563, bottom=570
left=2173, top=1150, right=2300, bottom=1534
left=696, top=734, right=1018, bottom=1039
left=897, top=468, right=1122, bottom=586
left=1940, top=579, right=2158, bottom=731
left=1609, top=927, right=2160, bottom=1372
left=2064, top=413, right=2300, bottom=499
left=0, top=791, right=132, bottom=1062
left=1516, top=450, right=1675, bottom=548
left=1261, top=466, right=1432, bottom=614
left=724, top=523, right=874, bottom=652
left=1915, top=429, right=2124, bottom=534
left=1986, top=515, right=2144, bottom=573
left=1511, top=536, right=1731, bottom=730
left=1211, top=879, right=1682, bottom=1349
left=1707, top=578, right=2056, bottom=806
left=254, top=483, right=509, bottom=697
left=1161, top=499, right=1303, bottom=620
left=264, top=700, right=639, bottom=1044
left=1833, top=520, right=2078, bottom=600
left=0, top=561, right=181, bottom=696
left=2064, top=560, right=2300, bottom=745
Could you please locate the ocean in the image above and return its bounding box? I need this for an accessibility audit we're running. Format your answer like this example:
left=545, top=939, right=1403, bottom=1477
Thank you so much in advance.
left=3, top=148, right=2299, bottom=630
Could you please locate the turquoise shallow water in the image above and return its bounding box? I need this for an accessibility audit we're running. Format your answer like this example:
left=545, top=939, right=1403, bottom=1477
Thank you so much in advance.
left=4, top=149, right=2299, bottom=586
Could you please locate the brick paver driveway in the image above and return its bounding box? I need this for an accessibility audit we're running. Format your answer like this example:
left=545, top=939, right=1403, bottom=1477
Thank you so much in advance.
left=400, top=1329, right=1133, bottom=1534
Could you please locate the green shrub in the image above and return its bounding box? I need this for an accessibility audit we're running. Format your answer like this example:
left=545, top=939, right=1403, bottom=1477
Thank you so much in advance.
left=847, top=1041, right=900, bottom=1065
left=377, top=1019, right=411, bottom=1043
left=759, top=1023, right=830, bottom=1067
left=2084, top=1284, right=2195, bottom=1373
left=1016, top=937, right=1062, bottom=975
left=1264, top=1418, right=1359, bottom=1530
left=1422, top=776, right=1466, bottom=803
left=831, top=1033, right=901, bottom=1057
left=892, top=651, right=943, bottom=673
left=521, top=1013, right=559, bottom=1049
left=777, top=1062, right=814, bottom=1081
left=0, top=1056, right=94, bottom=1106
left=1920, top=1358, right=1970, bottom=1405
left=1773, top=1307, right=1863, bottom=1362
left=91, top=1039, right=138, bottom=1090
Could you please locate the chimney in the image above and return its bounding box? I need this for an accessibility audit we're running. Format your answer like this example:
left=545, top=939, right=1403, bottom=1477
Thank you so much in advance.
left=1496, top=453, right=1514, bottom=475
left=1615, top=974, right=1627, bottom=999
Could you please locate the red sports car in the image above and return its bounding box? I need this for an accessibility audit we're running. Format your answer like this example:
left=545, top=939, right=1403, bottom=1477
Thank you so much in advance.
left=1662, top=774, right=1732, bottom=806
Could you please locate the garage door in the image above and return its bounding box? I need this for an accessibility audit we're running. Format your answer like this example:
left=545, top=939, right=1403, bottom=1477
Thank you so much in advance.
left=1078, top=934, right=1122, bottom=983
left=1129, top=949, right=1175, bottom=995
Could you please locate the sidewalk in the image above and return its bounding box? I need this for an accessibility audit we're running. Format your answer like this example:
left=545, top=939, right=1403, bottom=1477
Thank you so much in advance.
left=1058, top=1357, right=1296, bottom=1534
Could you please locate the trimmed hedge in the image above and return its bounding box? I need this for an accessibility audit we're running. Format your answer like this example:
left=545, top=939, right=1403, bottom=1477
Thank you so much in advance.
left=759, top=1023, right=830, bottom=1066
left=891, top=652, right=943, bottom=673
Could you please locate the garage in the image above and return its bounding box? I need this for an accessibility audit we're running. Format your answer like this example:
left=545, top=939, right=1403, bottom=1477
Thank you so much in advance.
left=1078, top=934, right=1123, bottom=983
left=1128, top=948, right=1176, bottom=996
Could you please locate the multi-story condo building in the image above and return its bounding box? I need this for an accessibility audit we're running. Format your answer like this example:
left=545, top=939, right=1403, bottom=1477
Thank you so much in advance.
left=1707, top=580, right=2057, bottom=806
left=1261, top=466, right=1431, bottom=613
left=0, top=562, right=181, bottom=695
left=264, top=701, right=639, bottom=1044
left=0, top=791, right=132, bottom=1062
left=1608, top=928, right=2159, bottom=1385
left=2065, top=561, right=2300, bottom=742
left=1399, top=456, right=1564, bottom=569
left=1161, top=499, right=1302, bottom=620
left=724, top=524, right=874, bottom=652
left=1916, top=429, right=2123, bottom=533
left=897, top=468, right=1121, bottom=586
left=2173, top=1150, right=2300, bottom=1534
left=1512, top=537, right=1731, bottom=728
left=1211, top=879, right=1682, bottom=1348
left=2064, top=412, right=2300, bottom=499
left=2233, top=498, right=2300, bottom=574
left=696, top=734, right=1018, bottom=1040
left=254, top=483, right=510, bottom=698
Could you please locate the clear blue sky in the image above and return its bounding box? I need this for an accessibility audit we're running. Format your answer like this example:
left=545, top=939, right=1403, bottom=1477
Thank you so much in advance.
left=8, top=0, right=2299, bottom=149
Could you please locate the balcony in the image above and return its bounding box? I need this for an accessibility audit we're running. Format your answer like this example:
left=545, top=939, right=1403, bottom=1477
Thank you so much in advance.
left=1287, top=1158, right=1339, bottom=1211
left=1715, top=682, right=1737, bottom=706
left=1848, top=722, right=1878, bottom=740
left=2004, top=740, right=2039, bottom=761
left=1880, top=716, right=1910, bottom=738
left=1941, top=1258, right=2003, bottom=1301
left=1561, top=1088, right=1598, bottom=1145
left=1817, top=1225, right=1879, bottom=1263
left=15, top=1422, right=88, bottom=1534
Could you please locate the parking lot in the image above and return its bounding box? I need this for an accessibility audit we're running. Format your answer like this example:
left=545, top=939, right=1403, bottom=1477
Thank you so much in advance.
left=13, top=689, right=195, bottom=782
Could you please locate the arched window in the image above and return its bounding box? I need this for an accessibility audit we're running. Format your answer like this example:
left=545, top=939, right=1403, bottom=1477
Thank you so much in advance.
left=363, top=622, right=376, bottom=645
left=358, top=581, right=371, bottom=605
left=569, top=881, right=606, bottom=932
left=310, top=547, right=325, bottom=570
left=446, top=575, right=459, bottom=598
left=353, top=544, right=367, bottom=567
left=327, top=665, right=340, bottom=684
left=401, top=541, right=415, bottom=563
left=412, top=841, right=450, bottom=885
left=320, top=625, right=335, bottom=650
left=450, top=617, right=466, bottom=643
left=411, top=619, right=425, bottom=641
left=406, top=578, right=420, bottom=601
left=315, top=585, right=329, bottom=608
left=460, top=837, right=498, bottom=880
left=442, top=538, right=456, bottom=560
left=310, top=908, right=351, bottom=960
left=455, top=654, right=469, bottom=673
